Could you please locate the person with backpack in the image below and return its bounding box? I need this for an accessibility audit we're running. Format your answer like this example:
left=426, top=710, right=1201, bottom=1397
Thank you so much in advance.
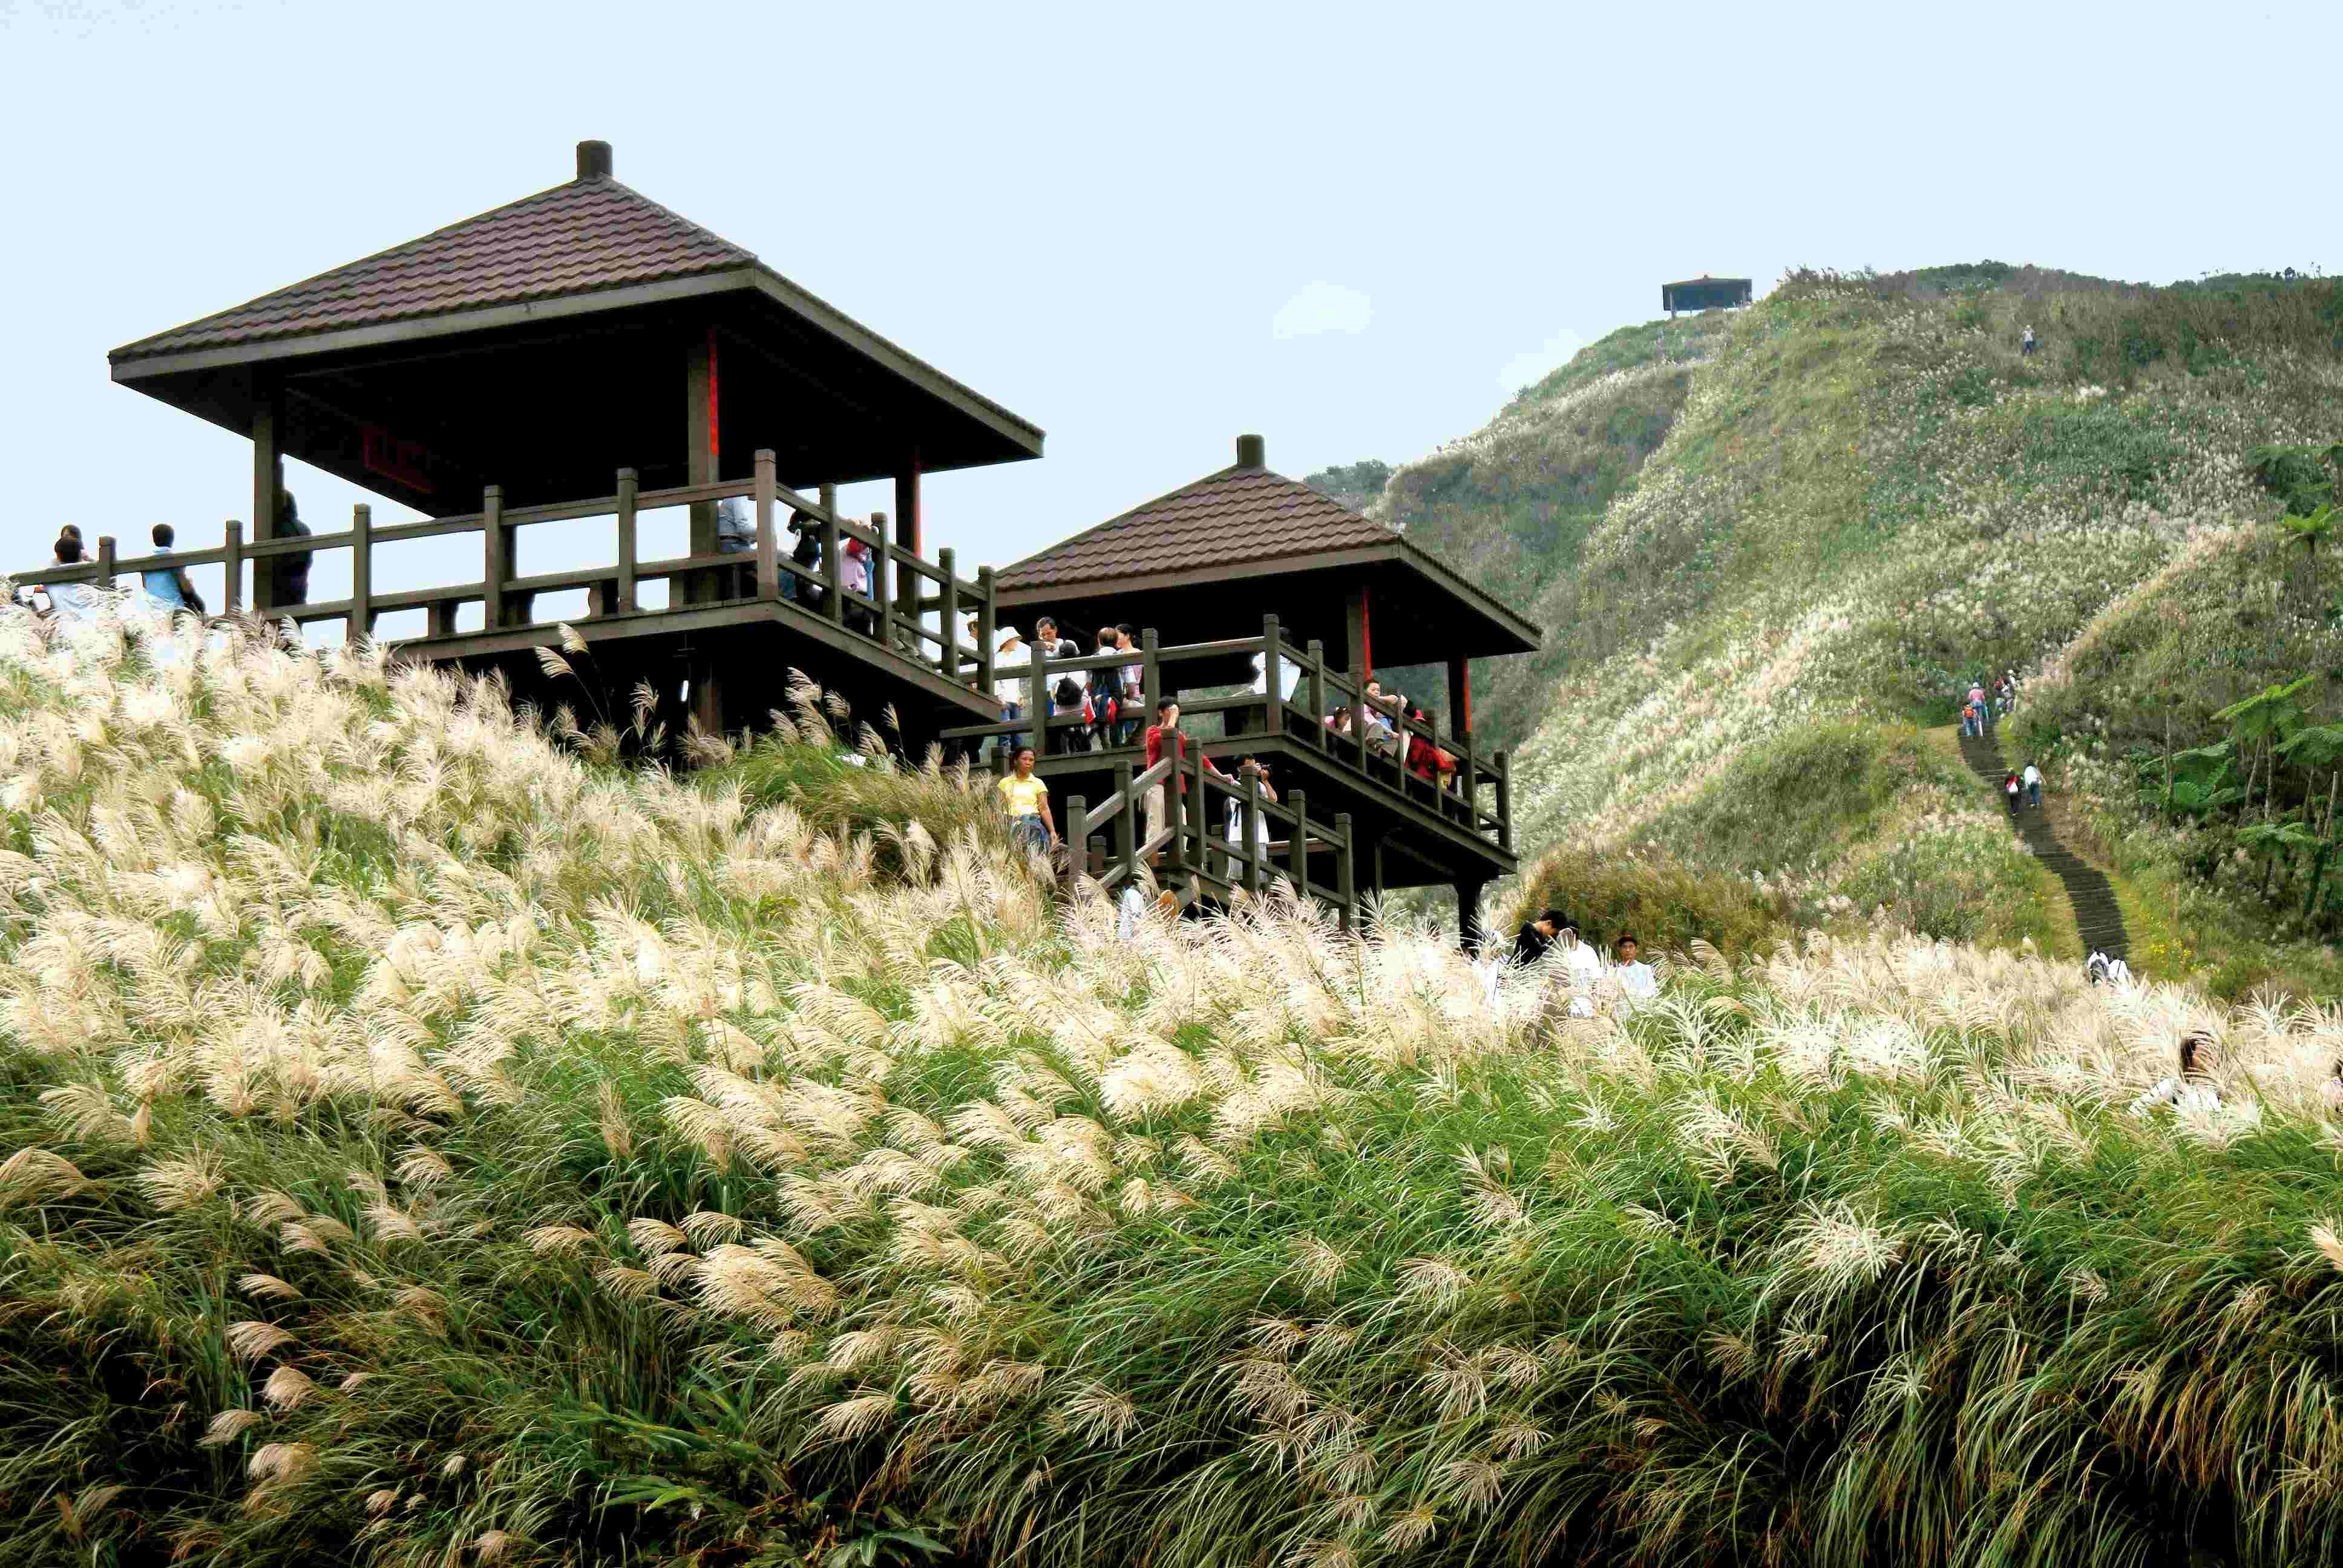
left=2022, top=759, right=2043, bottom=809
left=2003, top=771, right=2022, bottom=818
left=1143, top=699, right=1228, bottom=861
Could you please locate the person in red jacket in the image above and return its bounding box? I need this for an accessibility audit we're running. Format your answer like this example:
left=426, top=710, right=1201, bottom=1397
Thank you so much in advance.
left=1144, top=699, right=1227, bottom=863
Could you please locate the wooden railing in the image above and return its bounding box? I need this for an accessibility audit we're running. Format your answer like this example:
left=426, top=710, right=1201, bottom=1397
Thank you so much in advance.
left=1061, top=754, right=1356, bottom=928
left=939, top=615, right=1512, bottom=855
left=2, top=448, right=1000, bottom=695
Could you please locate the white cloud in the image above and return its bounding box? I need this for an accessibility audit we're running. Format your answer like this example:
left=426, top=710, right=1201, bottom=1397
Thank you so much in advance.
left=1496, top=327, right=1587, bottom=396
left=1271, top=281, right=1374, bottom=339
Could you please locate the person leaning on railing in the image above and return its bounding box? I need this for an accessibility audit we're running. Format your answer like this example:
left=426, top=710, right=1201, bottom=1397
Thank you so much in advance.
left=140, top=523, right=206, bottom=617
left=42, top=535, right=101, bottom=622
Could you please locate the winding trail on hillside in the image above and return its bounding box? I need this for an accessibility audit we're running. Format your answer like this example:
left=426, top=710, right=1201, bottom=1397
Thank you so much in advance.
left=1958, top=729, right=2129, bottom=961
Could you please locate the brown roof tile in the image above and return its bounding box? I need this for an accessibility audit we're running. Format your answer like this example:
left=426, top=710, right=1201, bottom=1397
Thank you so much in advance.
left=996, top=463, right=1394, bottom=592
left=111, top=176, right=755, bottom=362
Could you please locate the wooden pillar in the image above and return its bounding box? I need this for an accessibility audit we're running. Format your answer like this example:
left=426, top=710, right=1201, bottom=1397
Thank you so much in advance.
left=1306, top=639, right=1327, bottom=744
left=1343, top=585, right=1371, bottom=679
left=1286, top=787, right=1308, bottom=893
left=482, top=486, right=506, bottom=629
left=1113, top=760, right=1137, bottom=886
left=1261, top=614, right=1282, bottom=737
left=871, top=509, right=894, bottom=648
left=690, top=654, right=723, bottom=739
left=1370, top=840, right=1386, bottom=901
left=939, top=548, right=960, bottom=676
left=1456, top=877, right=1490, bottom=953
left=1141, top=629, right=1160, bottom=726
left=96, top=535, right=116, bottom=590
left=753, top=449, right=778, bottom=601
left=1334, top=813, right=1355, bottom=932
left=1064, top=796, right=1088, bottom=895
left=221, top=520, right=243, bottom=615
left=683, top=331, right=718, bottom=605
left=893, top=454, right=920, bottom=626
left=250, top=394, right=280, bottom=615
left=1447, top=657, right=1471, bottom=742
left=615, top=468, right=640, bottom=612
left=1241, top=763, right=1264, bottom=897
left=819, top=507, right=844, bottom=626
left=975, top=566, right=997, bottom=693
left=1496, top=751, right=1513, bottom=853
left=349, top=505, right=372, bottom=642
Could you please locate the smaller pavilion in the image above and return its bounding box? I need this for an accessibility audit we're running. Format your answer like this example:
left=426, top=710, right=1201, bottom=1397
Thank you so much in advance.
left=1661, top=276, right=1752, bottom=316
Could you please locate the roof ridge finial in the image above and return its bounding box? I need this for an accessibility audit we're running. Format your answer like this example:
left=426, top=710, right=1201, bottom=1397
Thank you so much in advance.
left=577, top=140, right=613, bottom=181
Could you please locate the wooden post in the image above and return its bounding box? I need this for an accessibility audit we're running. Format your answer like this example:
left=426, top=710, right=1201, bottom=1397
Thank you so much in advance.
left=1286, top=786, right=1308, bottom=892
left=482, top=486, right=506, bottom=629
left=349, top=504, right=372, bottom=642
left=1064, top=796, right=1087, bottom=895
left=1306, top=639, right=1327, bottom=748
left=819, top=507, right=844, bottom=626
left=428, top=597, right=458, bottom=638
left=1447, top=657, right=1472, bottom=745
left=1343, top=585, right=1371, bottom=681
left=221, top=520, right=243, bottom=615
left=615, top=468, right=639, bottom=613
left=1163, top=717, right=1185, bottom=873
left=1114, top=760, right=1137, bottom=887
left=1261, top=615, right=1283, bottom=737
left=753, top=449, right=778, bottom=601
left=976, top=566, right=997, bottom=694
left=250, top=395, right=280, bottom=615
left=939, top=547, right=961, bottom=678
left=1496, top=751, right=1513, bottom=852
left=1190, top=737, right=1208, bottom=889
left=1457, top=877, right=1490, bottom=953
left=1242, top=763, right=1265, bottom=897
left=96, top=535, right=116, bottom=590
left=1141, top=628, right=1161, bottom=725
left=1032, top=636, right=1052, bottom=751
left=690, top=656, right=723, bottom=739
left=871, top=509, right=895, bottom=649
left=683, top=332, right=717, bottom=606
left=1334, top=814, right=1355, bottom=931
left=894, top=461, right=920, bottom=629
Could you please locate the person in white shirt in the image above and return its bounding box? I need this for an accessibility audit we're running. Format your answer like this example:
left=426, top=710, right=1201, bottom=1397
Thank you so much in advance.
left=2131, top=1033, right=2220, bottom=1116
left=1553, top=918, right=1602, bottom=990
left=2022, top=760, right=2043, bottom=810
left=1611, top=934, right=1659, bottom=1011
left=991, top=626, right=1029, bottom=766
left=1034, top=616, right=1090, bottom=756
left=44, top=535, right=102, bottom=622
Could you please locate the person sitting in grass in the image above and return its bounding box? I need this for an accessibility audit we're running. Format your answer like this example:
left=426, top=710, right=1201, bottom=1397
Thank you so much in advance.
left=2131, top=1032, right=2220, bottom=1115
left=1512, top=909, right=1565, bottom=967
left=1612, top=933, right=1659, bottom=1010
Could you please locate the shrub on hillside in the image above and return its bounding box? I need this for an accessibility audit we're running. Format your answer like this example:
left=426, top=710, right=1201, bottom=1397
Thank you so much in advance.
left=1512, top=840, right=1794, bottom=958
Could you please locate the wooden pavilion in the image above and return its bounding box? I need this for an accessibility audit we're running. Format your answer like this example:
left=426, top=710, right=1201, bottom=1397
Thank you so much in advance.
left=82, top=140, right=1042, bottom=745
left=957, top=436, right=1541, bottom=941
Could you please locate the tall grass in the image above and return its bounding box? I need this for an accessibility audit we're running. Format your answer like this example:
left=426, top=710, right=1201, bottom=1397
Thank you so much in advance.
left=9, top=607, right=2343, bottom=1564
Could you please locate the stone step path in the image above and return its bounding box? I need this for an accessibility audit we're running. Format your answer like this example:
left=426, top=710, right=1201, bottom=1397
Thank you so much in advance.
left=1959, top=729, right=2129, bottom=961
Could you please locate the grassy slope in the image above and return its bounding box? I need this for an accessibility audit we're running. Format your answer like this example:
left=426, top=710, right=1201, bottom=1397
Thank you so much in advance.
left=16, top=617, right=2343, bottom=1567
left=1465, top=272, right=2343, bottom=984
left=1365, top=314, right=1732, bottom=754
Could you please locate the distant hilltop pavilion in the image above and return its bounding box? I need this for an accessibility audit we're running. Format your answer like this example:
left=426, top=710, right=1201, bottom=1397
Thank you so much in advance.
left=1662, top=276, right=1752, bottom=317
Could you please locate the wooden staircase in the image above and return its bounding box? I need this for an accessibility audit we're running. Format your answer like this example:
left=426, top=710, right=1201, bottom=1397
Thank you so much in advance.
left=1958, top=728, right=2129, bottom=961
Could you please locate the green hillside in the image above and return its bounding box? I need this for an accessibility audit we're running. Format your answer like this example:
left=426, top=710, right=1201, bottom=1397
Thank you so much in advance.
left=15, top=623, right=2343, bottom=1566
left=1388, top=269, right=2343, bottom=989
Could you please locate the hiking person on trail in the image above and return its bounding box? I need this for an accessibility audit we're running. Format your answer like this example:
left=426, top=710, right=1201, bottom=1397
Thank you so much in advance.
left=2022, top=325, right=2037, bottom=357
left=2003, top=771, right=2022, bottom=817
left=1961, top=702, right=1978, bottom=739
left=2023, top=759, right=2043, bottom=809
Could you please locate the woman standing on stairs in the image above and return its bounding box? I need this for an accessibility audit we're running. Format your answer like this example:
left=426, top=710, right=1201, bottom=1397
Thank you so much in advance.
left=2004, top=771, right=2022, bottom=818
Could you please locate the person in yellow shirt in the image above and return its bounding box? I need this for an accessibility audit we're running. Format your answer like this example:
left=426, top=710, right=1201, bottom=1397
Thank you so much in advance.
left=997, top=745, right=1057, bottom=854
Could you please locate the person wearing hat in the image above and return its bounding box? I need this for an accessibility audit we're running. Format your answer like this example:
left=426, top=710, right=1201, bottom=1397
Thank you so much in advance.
left=785, top=511, right=821, bottom=606
left=992, top=624, right=1029, bottom=766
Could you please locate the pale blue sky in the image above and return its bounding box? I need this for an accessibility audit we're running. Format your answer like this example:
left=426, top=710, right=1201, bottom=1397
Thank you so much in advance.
left=4, top=0, right=2335, bottom=634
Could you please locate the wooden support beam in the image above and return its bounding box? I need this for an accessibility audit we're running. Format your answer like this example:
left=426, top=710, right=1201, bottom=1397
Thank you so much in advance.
left=1343, top=584, right=1371, bottom=679
left=1335, top=813, right=1355, bottom=931
left=683, top=332, right=717, bottom=604
left=1261, top=615, right=1283, bottom=737
left=819, top=507, right=845, bottom=626
left=1286, top=787, right=1308, bottom=890
left=1496, top=751, right=1513, bottom=853
left=894, top=456, right=920, bottom=622
left=222, top=520, right=243, bottom=615
left=615, top=468, right=639, bottom=611
left=871, top=509, right=895, bottom=649
left=482, top=486, right=506, bottom=629
left=95, top=535, right=116, bottom=590
left=251, top=394, right=279, bottom=615
left=349, top=505, right=372, bottom=642
left=1113, top=760, right=1137, bottom=887
left=689, top=653, right=723, bottom=740
left=1305, top=639, right=1327, bottom=745
left=938, top=547, right=960, bottom=678
left=1064, top=795, right=1088, bottom=896
left=1141, top=628, right=1160, bottom=726
left=1456, top=877, right=1490, bottom=953
left=976, top=565, right=997, bottom=694
left=753, top=449, right=778, bottom=601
